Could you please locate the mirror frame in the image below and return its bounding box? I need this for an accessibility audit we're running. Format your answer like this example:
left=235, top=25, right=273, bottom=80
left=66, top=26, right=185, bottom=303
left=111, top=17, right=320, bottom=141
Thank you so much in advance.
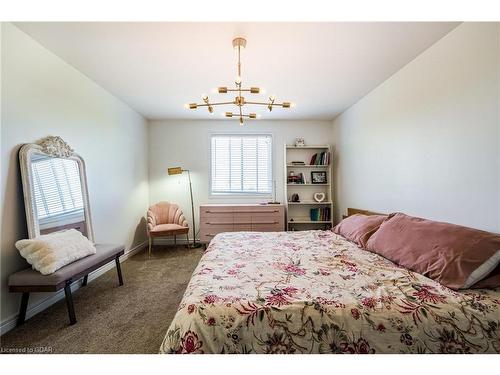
left=18, top=136, right=94, bottom=241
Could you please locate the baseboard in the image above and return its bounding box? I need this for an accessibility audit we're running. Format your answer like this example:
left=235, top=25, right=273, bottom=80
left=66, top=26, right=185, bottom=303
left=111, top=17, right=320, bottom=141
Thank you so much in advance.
left=0, top=241, right=147, bottom=336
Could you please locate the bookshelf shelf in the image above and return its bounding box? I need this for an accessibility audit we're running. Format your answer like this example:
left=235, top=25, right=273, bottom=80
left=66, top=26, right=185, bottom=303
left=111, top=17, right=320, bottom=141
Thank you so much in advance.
left=286, top=164, right=329, bottom=168
left=286, top=145, right=330, bottom=149
left=287, top=183, right=330, bottom=186
left=284, top=144, right=333, bottom=231
left=288, top=201, right=333, bottom=205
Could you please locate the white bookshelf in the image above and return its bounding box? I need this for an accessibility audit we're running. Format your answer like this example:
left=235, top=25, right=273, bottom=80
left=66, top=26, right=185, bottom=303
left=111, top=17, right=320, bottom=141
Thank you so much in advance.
left=284, top=144, right=333, bottom=231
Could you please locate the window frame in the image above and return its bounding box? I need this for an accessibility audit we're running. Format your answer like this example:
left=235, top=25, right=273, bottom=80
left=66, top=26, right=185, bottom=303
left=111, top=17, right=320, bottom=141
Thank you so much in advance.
left=209, top=132, right=274, bottom=198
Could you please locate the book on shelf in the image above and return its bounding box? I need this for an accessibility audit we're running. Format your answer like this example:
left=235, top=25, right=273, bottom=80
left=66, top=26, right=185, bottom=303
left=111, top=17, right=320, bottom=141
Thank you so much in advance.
left=287, top=172, right=307, bottom=184
left=309, top=207, right=331, bottom=221
left=309, top=151, right=331, bottom=166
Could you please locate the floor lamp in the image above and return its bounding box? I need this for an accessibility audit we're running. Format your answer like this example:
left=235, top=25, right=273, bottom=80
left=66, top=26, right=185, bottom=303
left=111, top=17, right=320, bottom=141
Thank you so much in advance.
left=167, top=167, right=202, bottom=248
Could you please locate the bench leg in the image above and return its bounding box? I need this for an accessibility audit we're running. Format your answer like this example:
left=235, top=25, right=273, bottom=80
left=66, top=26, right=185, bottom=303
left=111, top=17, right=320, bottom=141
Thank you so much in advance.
left=148, top=236, right=152, bottom=258
left=17, top=292, right=30, bottom=326
left=115, top=255, right=124, bottom=286
left=82, top=275, right=88, bottom=286
left=64, top=281, right=77, bottom=325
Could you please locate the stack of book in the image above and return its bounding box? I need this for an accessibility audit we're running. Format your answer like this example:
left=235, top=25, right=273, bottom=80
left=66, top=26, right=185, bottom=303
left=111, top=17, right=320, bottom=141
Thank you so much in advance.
left=310, top=207, right=331, bottom=221
left=309, top=151, right=331, bottom=166
left=287, top=172, right=306, bottom=184
left=290, top=161, right=305, bottom=166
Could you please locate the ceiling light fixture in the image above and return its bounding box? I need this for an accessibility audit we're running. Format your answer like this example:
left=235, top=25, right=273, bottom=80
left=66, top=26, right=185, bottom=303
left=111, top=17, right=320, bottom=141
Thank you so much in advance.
left=185, top=37, right=293, bottom=125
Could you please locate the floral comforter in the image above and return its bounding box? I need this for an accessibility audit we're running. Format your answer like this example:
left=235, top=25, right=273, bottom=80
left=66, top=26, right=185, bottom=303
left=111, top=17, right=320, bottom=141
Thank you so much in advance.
left=160, top=231, right=500, bottom=354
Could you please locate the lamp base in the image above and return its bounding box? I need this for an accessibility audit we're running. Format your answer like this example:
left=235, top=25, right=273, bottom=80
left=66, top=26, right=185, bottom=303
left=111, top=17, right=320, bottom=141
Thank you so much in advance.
left=189, top=242, right=204, bottom=249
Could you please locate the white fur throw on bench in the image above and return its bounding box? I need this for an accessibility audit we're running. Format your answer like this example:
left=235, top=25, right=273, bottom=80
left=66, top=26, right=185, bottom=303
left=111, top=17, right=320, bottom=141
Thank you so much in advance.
left=15, top=229, right=96, bottom=275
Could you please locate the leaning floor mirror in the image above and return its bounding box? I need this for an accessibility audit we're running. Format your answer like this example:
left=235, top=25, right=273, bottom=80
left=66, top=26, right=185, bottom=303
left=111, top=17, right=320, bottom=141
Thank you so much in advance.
left=18, top=136, right=94, bottom=241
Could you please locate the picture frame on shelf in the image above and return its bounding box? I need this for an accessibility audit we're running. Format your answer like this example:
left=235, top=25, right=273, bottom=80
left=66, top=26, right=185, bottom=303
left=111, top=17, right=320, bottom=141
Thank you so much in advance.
left=311, top=171, right=327, bottom=184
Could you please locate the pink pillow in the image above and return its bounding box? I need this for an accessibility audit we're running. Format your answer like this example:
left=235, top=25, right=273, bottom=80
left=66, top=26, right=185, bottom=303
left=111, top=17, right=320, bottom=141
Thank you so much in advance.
left=471, top=265, right=500, bottom=289
left=333, top=214, right=387, bottom=248
left=366, top=213, right=500, bottom=290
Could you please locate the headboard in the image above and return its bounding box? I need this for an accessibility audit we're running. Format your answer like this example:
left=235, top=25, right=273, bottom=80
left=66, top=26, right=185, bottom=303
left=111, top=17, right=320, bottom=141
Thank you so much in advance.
left=343, top=208, right=386, bottom=219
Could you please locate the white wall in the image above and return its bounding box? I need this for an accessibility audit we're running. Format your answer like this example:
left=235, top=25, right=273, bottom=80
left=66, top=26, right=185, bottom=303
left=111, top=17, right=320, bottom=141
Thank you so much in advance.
left=148, top=120, right=334, bottom=239
left=1, top=23, right=149, bottom=327
left=332, top=23, right=500, bottom=232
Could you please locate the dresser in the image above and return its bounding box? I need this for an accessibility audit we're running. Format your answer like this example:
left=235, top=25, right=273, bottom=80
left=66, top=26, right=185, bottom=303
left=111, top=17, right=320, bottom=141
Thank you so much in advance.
left=199, top=204, right=285, bottom=243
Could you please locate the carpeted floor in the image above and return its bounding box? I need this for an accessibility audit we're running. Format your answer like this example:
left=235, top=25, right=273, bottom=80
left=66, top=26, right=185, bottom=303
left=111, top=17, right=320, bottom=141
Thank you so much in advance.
left=0, top=245, right=204, bottom=354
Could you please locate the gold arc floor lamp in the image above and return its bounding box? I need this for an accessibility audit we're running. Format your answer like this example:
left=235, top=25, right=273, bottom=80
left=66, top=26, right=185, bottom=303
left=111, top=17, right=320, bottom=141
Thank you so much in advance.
left=167, top=167, right=202, bottom=248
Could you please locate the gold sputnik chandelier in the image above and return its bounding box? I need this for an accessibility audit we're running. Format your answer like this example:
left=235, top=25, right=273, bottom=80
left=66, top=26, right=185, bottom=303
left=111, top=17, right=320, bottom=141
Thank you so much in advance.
left=185, top=37, right=293, bottom=125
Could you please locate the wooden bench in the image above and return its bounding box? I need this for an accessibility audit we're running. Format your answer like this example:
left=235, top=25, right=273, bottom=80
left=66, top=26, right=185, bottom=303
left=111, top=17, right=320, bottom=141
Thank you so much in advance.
left=8, top=244, right=125, bottom=326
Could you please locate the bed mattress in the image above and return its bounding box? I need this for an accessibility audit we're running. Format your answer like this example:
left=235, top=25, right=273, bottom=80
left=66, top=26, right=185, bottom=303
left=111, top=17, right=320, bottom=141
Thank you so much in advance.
left=160, top=230, right=500, bottom=354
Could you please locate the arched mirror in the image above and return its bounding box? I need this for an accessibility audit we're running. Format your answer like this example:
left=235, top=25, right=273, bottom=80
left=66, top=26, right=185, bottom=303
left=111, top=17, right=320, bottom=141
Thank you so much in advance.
left=18, top=136, right=94, bottom=241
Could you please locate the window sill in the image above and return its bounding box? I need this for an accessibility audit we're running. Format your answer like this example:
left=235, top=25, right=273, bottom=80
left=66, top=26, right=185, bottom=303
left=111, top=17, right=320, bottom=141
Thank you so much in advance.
left=209, top=194, right=273, bottom=199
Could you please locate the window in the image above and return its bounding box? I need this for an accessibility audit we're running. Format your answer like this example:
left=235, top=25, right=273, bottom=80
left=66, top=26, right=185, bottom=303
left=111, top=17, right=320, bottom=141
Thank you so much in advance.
left=31, top=157, right=84, bottom=220
left=210, top=134, right=273, bottom=196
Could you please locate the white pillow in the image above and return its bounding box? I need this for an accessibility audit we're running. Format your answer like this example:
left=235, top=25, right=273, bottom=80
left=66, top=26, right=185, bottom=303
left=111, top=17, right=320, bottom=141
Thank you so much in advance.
left=15, top=229, right=96, bottom=275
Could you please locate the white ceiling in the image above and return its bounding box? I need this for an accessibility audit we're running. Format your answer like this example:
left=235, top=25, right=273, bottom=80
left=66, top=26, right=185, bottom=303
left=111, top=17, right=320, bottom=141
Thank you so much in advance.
left=15, top=22, right=459, bottom=121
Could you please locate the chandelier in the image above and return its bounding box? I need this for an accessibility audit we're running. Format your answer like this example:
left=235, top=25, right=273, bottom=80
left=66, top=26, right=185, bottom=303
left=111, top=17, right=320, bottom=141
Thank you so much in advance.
left=185, top=37, right=293, bottom=125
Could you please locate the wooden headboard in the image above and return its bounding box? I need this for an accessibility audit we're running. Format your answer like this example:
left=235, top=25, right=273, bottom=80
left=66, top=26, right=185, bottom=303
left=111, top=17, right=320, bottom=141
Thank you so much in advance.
left=344, top=208, right=385, bottom=219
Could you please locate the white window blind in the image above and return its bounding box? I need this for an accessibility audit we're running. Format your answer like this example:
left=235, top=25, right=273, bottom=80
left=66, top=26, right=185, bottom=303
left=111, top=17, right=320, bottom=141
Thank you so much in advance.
left=31, top=158, right=84, bottom=219
left=211, top=134, right=272, bottom=195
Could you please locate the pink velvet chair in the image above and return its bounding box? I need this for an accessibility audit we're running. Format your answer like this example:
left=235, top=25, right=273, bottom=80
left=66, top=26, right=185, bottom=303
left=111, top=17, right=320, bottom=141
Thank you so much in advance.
left=147, top=201, right=189, bottom=257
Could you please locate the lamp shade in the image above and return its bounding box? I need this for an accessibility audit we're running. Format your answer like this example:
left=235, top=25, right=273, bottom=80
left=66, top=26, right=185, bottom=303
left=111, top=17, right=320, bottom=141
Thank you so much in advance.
left=168, top=167, right=183, bottom=175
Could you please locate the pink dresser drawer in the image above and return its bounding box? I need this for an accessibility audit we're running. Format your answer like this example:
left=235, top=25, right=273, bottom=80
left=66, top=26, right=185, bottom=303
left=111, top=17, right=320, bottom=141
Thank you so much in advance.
left=200, top=206, right=233, bottom=216
left=199, top=204, right=285, bottom=243
left=233, top=224, right=252, bottom=231
left=201, top=216, right=234, bottom=225
left=252, top=223, right=282, bottom=232
left=199, top=225, right=234, bottom=241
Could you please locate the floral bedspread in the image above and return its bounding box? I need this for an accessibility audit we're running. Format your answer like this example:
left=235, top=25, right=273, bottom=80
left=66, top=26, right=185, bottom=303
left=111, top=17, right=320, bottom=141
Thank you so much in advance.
left=160, top=231, right=500, bottom=354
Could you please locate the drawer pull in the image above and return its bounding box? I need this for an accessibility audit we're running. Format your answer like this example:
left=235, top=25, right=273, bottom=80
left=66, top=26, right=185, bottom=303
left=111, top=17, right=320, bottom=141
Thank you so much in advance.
left=254, top=221, right=279, bottom=224
left=205, top=222, right=233, bottom=225
left=204, top=210, right=232, bottom=214
left=237, top=210, right=280, bottom=213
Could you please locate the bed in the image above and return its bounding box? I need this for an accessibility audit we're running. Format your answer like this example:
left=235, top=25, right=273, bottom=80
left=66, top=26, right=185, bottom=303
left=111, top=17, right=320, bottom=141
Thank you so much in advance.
left=160, top=229, right=500, bottom=354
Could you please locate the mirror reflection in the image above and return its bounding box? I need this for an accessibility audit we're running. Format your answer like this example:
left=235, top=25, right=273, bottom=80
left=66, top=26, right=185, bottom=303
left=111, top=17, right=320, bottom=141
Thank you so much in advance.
left=30, top=153, right=86, bottom=236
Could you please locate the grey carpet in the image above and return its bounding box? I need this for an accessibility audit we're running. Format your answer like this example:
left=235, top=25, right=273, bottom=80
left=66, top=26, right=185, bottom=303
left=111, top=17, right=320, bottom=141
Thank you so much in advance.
left=0, top=246, right=203, bottom=354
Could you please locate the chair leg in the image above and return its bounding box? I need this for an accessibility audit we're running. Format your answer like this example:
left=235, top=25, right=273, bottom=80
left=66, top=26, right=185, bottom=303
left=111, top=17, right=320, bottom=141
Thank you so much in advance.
left=186, top=233, right=190, bottom=249
left=115, top=255, right=124, bottom=286
left=17, top=292, right=30, bottom=326
left=174, top=235, right=177, bottom=247
left=64, top=281, right=77, bottom=325
left=82, top=275, right=88, bottom=286
left=148, top=236, right=152, bottom=258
